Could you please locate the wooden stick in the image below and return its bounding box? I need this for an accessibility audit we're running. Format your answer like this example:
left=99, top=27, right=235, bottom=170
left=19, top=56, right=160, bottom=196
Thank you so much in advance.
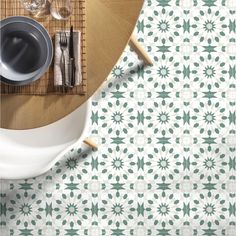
left=129, top=34, right=153, bottom=65
left=83, top=138, right=98, bottom=149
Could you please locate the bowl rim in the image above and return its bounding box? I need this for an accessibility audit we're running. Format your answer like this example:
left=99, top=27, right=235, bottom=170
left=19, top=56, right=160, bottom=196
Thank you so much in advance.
left=0, top=16, right=53, bottom=86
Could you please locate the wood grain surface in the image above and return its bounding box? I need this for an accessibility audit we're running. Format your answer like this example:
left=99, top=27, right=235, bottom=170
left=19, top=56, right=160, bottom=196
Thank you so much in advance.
left=0, top=0, right=144, bottom=129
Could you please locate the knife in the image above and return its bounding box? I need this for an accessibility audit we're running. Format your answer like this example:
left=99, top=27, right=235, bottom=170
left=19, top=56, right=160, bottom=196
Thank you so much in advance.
left=69, top=25, right=76, bottom=87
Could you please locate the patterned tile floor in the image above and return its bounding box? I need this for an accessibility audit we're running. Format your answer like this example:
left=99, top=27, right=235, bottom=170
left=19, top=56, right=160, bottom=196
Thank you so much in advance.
left=1, top=0, right=236, bottom=235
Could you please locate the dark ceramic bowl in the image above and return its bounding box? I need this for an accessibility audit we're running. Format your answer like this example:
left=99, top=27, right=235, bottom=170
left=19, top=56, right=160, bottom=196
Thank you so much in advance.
left=0, top=16, right=53, bottom=85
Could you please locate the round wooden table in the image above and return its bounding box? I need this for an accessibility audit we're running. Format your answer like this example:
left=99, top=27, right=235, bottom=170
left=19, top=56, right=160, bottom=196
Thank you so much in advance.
left=0, top=0, right=144, bottom=129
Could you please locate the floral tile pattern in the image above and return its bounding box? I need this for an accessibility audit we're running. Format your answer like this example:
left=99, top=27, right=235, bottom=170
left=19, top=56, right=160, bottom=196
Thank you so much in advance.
left=1, top=0, right=236, bottom=235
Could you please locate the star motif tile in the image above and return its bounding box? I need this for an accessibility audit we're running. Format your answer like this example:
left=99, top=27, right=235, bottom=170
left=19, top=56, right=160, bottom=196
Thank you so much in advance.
left=1, top=0, right=236, bottom=235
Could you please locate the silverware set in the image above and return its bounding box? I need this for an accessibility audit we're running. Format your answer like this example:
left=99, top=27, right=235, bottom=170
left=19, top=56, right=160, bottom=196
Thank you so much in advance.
left=59, top=26, right=76, bottom=90
left=59, top=32, right=67, bottom=88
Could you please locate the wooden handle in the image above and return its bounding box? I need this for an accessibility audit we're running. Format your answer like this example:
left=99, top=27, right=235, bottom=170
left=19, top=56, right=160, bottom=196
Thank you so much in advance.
left=83, top=138, right=98, bottom=149
left=129, top=34, right=153, bottom=65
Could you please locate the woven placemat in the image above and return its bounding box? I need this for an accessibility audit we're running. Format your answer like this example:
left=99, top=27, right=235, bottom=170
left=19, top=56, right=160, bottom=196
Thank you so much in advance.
left=0, top=0, right=87, bottom=95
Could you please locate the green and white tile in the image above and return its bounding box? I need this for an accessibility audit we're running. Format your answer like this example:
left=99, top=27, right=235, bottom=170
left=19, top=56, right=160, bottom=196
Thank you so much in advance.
left=1, top=0, right=236, bottom=235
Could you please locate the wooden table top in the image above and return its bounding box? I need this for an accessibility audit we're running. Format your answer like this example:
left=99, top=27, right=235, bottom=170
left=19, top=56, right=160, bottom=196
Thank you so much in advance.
left=0, top=0, right=144, bottom=130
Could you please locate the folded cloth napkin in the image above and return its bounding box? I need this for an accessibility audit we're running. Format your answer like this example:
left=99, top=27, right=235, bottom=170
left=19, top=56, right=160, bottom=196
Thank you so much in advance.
left=54, top=31, right=82, bottom=86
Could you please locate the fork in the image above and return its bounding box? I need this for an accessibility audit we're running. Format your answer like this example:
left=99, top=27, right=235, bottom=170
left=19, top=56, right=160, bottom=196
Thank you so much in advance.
left=59, top=32, right=68, bottom=89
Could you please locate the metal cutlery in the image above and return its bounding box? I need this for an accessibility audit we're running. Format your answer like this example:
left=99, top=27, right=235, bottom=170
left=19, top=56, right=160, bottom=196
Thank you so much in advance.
left=68, top=25, right=76, bottom=87
left=59, top=32, right=68, bottom=89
